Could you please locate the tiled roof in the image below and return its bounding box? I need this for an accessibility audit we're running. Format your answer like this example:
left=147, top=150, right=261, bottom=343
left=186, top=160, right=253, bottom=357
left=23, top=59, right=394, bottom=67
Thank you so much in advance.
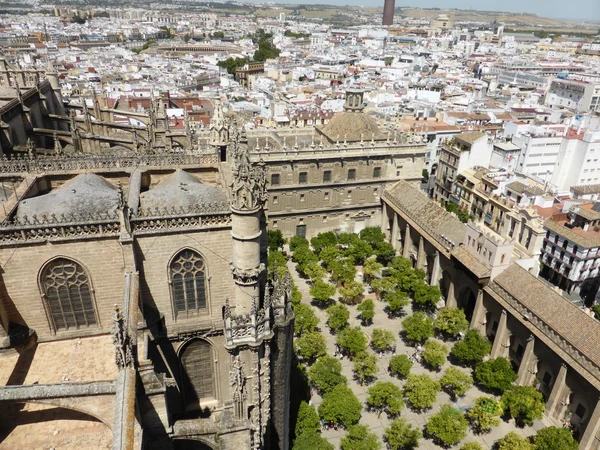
left=451, top=246, right=491, bottom=279
left=488, top=265, right=600, bottom=380
left=456, top=131, right=486, bottom=145
left=544, top=218, right=600, bottom=248
left=383, top=180, right=465, bottom=253
left=571, top=184, right=600, bottom=196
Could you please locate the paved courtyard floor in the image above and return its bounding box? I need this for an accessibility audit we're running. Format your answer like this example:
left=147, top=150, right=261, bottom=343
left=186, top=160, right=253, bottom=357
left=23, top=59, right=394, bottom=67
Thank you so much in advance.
left=287, top=258, right=550, bottom=449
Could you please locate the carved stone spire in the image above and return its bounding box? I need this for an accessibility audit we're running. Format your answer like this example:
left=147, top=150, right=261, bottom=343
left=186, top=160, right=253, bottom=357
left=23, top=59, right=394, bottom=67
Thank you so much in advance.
left=209, top=99, right=229, bottom=147
left=112, top=305, right=133, bottom=370
left=229, top=124, right=267, bottom=212
left=53, top=133, right=61, bottom=155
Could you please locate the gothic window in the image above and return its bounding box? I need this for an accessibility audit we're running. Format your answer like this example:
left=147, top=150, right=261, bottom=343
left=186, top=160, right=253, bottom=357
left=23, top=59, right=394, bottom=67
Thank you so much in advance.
left=170, top=250, right=207, bottom=316
left=348, top=168, right=356, bottom=180
left=180, top=339, right=216, bottom=404
left=323, top=170, right=331, bottom=182
left=41, top=258, right=97, bottom=331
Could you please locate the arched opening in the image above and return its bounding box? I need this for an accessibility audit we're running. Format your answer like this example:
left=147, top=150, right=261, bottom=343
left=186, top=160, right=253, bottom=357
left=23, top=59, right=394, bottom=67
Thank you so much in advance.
left=535, top=361, right=554, bottom=400
left=0, top=402, right=111, bottom=448
left=179, top=339, right=216, bottom=410
left=508, top=335, right=525, bottom=371
left=458, top=286, right=476, bottom=321
left=39, top=257, right=97, bottom=332
left=170, top=249, right=208, bottom=318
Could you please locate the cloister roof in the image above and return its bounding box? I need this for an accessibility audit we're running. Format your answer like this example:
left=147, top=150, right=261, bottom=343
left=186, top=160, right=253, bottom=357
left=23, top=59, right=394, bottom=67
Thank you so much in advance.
left=489, top=264, right=600, bottom=373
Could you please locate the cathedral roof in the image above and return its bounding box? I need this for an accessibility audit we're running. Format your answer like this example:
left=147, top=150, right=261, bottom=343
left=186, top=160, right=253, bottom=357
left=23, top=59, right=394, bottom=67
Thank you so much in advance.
left=16, top=173, right=118, bottom=220
left=140, top=170, right=228, bottom=210
left=316, top=111, right=386, bottom=144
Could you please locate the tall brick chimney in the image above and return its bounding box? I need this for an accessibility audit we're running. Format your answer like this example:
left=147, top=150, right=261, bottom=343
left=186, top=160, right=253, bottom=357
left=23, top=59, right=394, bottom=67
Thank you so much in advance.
left=382, top=0, right=395, bottom=25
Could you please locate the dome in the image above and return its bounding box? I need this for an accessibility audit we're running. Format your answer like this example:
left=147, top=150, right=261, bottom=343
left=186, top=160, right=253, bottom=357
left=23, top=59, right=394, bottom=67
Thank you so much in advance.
left=140, top=170, right=228, bottom=211
left=16, top=173, right=118, bottom=220
left=317, top=111, right=386, bottom=144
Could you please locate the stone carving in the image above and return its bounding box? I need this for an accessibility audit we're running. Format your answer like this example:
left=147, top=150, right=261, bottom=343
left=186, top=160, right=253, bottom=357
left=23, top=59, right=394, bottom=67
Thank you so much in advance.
left=230, top=354, right=247, bottom=403
left=223, top=296, right=272, bottom=347
left=229, top=262, right=265, bottom=286
left=229, top=126, right=267, bottom=211
left=112, top=305, right=134, bottom=370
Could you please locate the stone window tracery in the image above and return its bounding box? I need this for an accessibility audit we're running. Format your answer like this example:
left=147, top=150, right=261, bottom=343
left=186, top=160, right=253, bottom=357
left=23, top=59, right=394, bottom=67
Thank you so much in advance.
left=170, top=249, right=207, bottom=316
left=41, top=258, right=97, bottom=331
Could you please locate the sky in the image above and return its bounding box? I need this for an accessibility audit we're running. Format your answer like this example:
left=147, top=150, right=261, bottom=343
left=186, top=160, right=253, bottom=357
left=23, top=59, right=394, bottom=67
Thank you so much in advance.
left=243, top=0, right=600, bottom=22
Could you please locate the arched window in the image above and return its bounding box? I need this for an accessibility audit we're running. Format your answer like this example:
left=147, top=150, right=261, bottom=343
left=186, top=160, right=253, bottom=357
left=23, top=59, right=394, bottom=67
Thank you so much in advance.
left=180, top=339, right=215, bottom=405
left=41, top=258, right=97, bottom=331
left=170, top=249, right=207, bottom=316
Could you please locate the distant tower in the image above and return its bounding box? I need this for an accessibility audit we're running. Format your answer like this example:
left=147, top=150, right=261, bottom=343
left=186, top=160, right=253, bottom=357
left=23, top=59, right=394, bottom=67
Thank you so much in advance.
left=382, top=0, right=395, bottom=26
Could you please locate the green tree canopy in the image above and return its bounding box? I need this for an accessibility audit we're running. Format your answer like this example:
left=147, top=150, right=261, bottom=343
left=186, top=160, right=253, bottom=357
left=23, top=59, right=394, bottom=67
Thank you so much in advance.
left=450, top=330, right=491, bottom=366
left=371, top=328, right=395, bottom=353
left=366, top=381, right=405, bottom=418
left=371, top=276, right=398, bottom=300
left=533, top=426, right=579, bottom=450
left=326, top=303, right=350, bottom=331
left=356, top=298, right=375, bottom=323
left=434, top=307, right=469, bottom=338
left=465, top=396, right=502, bottom=434
left=268, top=250, right=288, bottom=276
left=496, top=432, right=535, bottom=450
left=403, top=374, right=441, bottom=411
left=460, top=442, right=484, bottom=450
left=295, top=332, right=327, bottom=363
left=308, top=355, right=347, bottom=394
left=339, top=280, right=365, bottom=305
left=320, top=245, right=341, bottom=269
left=426, top=404, right=468, bottom=447
left=440, top=366, right=473, bottom=399
left=374, top=241, right=396, bottom=266
left=293, top=303, right=319, bottom=336
left=310, top=280, right=336, bottom=305
left=474, top=358, right=517, bottom=393
left=363, top=257, right=383, bottom=284
left=422, top=339, right=448, bottom=371
left=412, top=283, right=441, bottom=310
left=501, top=386, right=545, bottom=426
left=384, top=418, right=422, bottom=450
left=293, top=431, right=334, bottom=450
left=311, top=231, right=338, bottom=256
left=389, top=355, right=412, bottom=379
left=330, top=258, right=357, bottom=286
left=340, top=423, right=381, bottom=450
left=292, top=284, right=302, bottom=306
left=337, top=326, right=367, bottom=357
left=318, top=384, right=363, bottom=426
left=353, top=351, right=378, bottom=385
left=295, top=401, right=320, bottom=436
left=268, top=229, right=285, bottom=251
left=359, top=227, right=386, bottom=246
left=290, top=235, right=309, bottom=251
left=385, top=290, right=410, bottom=316
left=303, top=261, right=327, bottom=282
left=402, top=312, right=434, bottom=343
left=344, top=239, right=374, bottom=266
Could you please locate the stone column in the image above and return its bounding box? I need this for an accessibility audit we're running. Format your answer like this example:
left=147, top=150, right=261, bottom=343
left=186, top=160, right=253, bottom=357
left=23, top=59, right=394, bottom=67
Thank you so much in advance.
left=517, top=335, right=536, bottom=386
left=545, top=364, right=567, bottom=420
left=469, top=289, right=486, bottom=335
left=446, top=280, right=456, bottom=308
left=391, top=214, right=400, bottom=252
left=382, top=204, right=390, bottom=240
left=490, top=310, right=508, bottom=358
left=580, top=398, right=600, bottom=450
left=416, top=237, right=425, bottom=270
left=402, top=224, right=411, bottom=259
left=430, top=251, right=441, bottom=287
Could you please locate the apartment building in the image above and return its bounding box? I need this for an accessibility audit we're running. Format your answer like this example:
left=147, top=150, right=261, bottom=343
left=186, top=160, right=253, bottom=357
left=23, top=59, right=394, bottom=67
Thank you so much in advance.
left=434, top=131, right=492, bottom=202
left=541, top=201, right=600, bottom=300
left=544, top=79, right=600, bottom=113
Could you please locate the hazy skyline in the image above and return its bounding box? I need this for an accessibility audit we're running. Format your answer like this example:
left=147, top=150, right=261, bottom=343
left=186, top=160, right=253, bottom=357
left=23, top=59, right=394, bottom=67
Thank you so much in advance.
left=244, top=0, right=600, bottom=22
